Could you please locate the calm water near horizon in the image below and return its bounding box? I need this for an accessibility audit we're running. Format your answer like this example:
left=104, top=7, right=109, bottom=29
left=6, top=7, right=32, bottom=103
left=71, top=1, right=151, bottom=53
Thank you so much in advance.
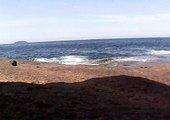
left=1, top=38, right=170, bottom=65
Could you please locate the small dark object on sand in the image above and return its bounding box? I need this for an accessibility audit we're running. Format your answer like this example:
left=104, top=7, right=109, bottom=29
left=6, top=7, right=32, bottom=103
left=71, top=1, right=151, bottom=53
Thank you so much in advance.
left=10, top=60, right=17, bottom=66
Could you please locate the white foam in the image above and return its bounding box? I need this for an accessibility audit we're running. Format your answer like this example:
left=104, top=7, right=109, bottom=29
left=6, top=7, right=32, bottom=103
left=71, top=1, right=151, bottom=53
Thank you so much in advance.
left=34, top=58, right=59, bottom=63
left=58, top=55, right=89, bottom=65
left=34, top=55, right=98, bottom=65
left=149, top=50, right=170, bottom=55
left=114, top=56, right=149, bottom=62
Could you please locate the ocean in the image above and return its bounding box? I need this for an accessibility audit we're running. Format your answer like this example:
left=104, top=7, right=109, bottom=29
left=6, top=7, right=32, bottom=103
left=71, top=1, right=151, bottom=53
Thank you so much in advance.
left=1, top=38, right=170, bottom=65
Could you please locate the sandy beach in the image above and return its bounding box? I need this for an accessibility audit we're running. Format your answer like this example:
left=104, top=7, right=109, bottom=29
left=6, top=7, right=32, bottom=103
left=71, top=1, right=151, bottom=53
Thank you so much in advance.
left=0, top=59, right=170, bottom=119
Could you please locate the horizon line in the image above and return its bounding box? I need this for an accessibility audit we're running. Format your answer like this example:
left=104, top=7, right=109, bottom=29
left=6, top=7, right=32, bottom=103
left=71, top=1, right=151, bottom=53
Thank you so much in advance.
left=2, top=36, right=170, bottom=45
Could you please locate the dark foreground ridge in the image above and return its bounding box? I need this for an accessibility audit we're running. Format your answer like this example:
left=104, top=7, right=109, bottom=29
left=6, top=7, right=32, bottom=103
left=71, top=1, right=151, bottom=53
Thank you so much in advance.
left=0, top=75, right=170, bottom=120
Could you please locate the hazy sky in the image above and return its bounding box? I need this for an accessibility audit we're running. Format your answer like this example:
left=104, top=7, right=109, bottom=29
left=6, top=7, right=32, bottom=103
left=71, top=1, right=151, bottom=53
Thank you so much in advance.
left=0, top=0, right=170, bottom=44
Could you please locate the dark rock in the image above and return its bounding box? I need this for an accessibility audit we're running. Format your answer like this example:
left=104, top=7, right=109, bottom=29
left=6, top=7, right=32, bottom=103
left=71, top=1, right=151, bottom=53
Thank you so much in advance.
left=35, top=101, right=53, bottom=109
left=10, top=60, right=17, bottom=66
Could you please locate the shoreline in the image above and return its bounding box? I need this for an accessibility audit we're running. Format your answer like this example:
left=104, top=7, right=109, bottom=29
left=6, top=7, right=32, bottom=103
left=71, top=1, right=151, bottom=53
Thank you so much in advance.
left=0, top=58, right=170, bottom=85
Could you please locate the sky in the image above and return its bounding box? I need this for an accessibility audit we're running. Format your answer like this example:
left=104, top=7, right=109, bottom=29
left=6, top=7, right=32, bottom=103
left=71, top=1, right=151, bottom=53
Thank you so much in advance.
left=0, top=0, right=170, bottom=44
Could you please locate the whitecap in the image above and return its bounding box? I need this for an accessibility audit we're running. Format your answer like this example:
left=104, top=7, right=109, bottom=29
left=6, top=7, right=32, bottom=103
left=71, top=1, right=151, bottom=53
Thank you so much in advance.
left=149, top=50, right=170, bottom=55
left=58, top=55, right=89, bottom=65
left=34, top=55, right=98, bottom=65
left=114, top=56, right=154, bottom=62
left=33, top=58, right=59, bottom=63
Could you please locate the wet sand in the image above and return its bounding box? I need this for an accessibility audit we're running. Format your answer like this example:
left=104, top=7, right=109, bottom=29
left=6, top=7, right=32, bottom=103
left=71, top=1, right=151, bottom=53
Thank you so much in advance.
left=0, top=59, right=170, bottom=120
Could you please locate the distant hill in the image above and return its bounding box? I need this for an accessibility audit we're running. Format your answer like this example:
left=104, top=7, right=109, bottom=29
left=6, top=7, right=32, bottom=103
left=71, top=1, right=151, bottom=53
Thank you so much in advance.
left=14, top=41, right=29, bottom=45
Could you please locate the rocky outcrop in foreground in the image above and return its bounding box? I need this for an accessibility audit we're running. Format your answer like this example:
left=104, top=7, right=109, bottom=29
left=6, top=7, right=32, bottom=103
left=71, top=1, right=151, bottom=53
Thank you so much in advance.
left=0, top=75, right=170, bottom=120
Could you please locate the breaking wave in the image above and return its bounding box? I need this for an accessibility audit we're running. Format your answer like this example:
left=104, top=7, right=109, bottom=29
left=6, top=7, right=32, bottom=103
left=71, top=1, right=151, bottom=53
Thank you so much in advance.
left=34, top=55, right=98, bottom=65
left=114, top=57, right=148, bottom=62
left=148, top=50, right=170, bottom=55
left=34, top=55, right=157, bottom=65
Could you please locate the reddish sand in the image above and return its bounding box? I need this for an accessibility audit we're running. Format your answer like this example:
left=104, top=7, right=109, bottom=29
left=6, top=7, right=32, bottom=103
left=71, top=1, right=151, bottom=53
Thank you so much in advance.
left=0, top=59, right=170, bottom=85
left=0, top=59, right=170, bottom=120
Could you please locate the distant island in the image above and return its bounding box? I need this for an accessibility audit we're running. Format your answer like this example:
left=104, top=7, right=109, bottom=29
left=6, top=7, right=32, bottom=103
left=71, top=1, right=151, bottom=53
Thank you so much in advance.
left=14, top=41, right=29, bottom=45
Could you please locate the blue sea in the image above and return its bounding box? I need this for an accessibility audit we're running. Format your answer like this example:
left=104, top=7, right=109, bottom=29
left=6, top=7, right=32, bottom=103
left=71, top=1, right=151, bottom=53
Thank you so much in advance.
left=1, top=38, right=170, bottom=65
